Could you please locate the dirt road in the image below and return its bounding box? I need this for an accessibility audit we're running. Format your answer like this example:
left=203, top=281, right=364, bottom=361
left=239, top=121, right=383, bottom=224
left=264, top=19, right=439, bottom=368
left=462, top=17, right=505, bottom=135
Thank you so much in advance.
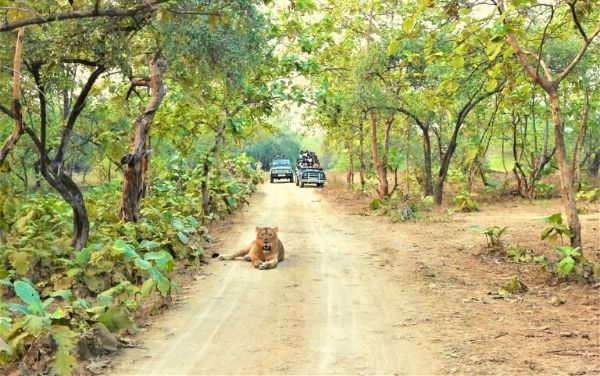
left=109, top=181, right=446, bottom=375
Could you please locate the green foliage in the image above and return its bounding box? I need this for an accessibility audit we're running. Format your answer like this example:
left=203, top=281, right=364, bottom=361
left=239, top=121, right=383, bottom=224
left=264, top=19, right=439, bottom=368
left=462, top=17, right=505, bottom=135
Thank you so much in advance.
left=552, top=246, right=598, bottom=280
left=369, top=198, right=383, bottom=211
left=453, top=191, right=479, bottom=212
left=540, top=213, right=573, bottom=245
left=534, top=181, right=554, bottom=199
left=470, top=225, right=507, bottom=251
left=576, top=188, right=600, bottom=203
left=498, top=276, right=528, bottom=296
left=1, top=281, right=78, bottom=373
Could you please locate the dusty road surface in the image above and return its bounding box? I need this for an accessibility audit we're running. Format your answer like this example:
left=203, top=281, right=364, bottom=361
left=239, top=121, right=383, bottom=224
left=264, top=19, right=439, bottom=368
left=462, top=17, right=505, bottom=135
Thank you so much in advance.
left=109, top=181, right=446, bottom=375
left=108, top=180, right=599, bottom=375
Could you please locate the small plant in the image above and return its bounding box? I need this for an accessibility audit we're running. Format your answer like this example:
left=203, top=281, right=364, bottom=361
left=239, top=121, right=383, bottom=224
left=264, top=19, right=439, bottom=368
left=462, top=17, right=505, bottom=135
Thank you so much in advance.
left=555, top=246, right=582, bottom=275
left=540, top=213, right=573, bottom=245
left=552, top=245, right=599, bottom=280
left=454, top=191, right=479, bottom=212
left=506, top=243, right=532, bottom=262
left=3, top=280, right=78, bottom=375
left=498, top=276, right=528, bottom=295
left=471, top=225, right=507, bottom=251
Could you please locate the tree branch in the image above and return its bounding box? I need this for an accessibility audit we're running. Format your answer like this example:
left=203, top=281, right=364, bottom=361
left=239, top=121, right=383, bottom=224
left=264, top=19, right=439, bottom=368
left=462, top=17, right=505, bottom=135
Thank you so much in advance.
left=568, top=0, right=588, bottom=42
left=54, top=65, right=106, bottom=164
left=556, top=25, right=600, bottom=85
left=0, top=0, right=169, bottom=32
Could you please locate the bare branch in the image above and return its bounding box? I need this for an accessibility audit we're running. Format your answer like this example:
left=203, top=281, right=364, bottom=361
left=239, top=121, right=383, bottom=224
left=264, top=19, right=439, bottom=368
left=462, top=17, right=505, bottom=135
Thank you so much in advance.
left=54, top=65, right=106, bottom=164
left=568, top=0, right=588, bottom=42
left=556, top=25, right=600, bottom=85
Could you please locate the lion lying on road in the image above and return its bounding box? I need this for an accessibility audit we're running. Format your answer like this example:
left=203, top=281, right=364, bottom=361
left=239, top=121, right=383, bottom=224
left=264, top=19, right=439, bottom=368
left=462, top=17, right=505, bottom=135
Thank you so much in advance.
left=218, top=226, right=285, bottom=270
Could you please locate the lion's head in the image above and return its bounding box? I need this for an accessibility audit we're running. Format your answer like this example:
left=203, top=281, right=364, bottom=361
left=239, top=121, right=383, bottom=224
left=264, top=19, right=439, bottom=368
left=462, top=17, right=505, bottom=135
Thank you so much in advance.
left=255, top=226, right=279, bottom=251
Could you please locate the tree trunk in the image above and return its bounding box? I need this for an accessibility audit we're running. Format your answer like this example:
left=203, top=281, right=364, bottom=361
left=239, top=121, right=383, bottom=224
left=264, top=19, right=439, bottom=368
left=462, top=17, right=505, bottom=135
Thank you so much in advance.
left=588, top=151, right=600, bottom=177
left=119, top=52, right=167, bottom=222
left=41, top=164, right=89, bottom=249
left=201, top=157, right=210, bottom=216
left=548, top=90, right=582, bottom=248
left=346, top=140, right=354, bottom=186
left=421, top=125, right=433, bottom=196
left=369, top=110, right=388, bottom=198
left=0, top=28, right=26, bottom=165
left=434, top=129, right=458, bottom=205
left=358, top=121, right=366, bottom=189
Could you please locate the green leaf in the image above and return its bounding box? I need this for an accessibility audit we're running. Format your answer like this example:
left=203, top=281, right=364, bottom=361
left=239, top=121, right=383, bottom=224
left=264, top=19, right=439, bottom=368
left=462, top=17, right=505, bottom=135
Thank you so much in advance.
left=77, top=247, right=91, bottom=265
left=485, top=79, right=498, bottom=92
left=49, top=289, right=73, bottom=301
left=486, top=41, right=503, bottom=61
left=177, top=231, right=189, bottom=244
left=14, top=280, right=44, bottom=314
left=22, top=315, right=47, bottom=337
left=134, top=258, right=152, bottom=270
left=7, top=303, right=29, bottom=315
left=557, top=256, right=575, bottom=274
left=144, top=251, right=173, bottom=269
left=156, top=275, right=170, bottom=297
left=543, top=213, right=563, bottom=224
left=50, top=325, right=77, bottom=376
left=172, top=218, right=185, bottom=231
left=50, top=309, right=68, bottom=320
left=140, top=278, right=156, bottom=298
left=7, top=251, right=30, bottom=275
left=96, top=293, right=113, bottom=307
left=402, top=15, right=416, bottom=33
left=0, top=337, right=12, bottom=355
left=540, top=227, right=554, bottom=240
left=451, top=56, right=464, bottom=69
left=113, top=239, right=138, bottom=258
left=96, top=307, right=131, bottom=332
left=139, top=240, right=161, bottom=249
left=388, top=38, right=401, bottom=56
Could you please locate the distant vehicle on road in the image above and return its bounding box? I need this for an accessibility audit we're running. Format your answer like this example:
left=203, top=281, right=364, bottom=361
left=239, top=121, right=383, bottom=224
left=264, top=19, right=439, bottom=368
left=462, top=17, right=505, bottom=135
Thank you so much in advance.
left=270, top=157, right=294, bottom=183
left=295, top=149, right=326, bottom=188
left=296, top=166, right=326, bottom=188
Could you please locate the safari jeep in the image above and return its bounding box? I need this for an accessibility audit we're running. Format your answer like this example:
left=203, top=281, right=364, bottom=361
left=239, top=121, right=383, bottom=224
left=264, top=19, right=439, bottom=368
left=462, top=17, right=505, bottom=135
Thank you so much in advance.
left=270, top=158, right=294, bottom=183
left=296, top=167, right=326, bottom=188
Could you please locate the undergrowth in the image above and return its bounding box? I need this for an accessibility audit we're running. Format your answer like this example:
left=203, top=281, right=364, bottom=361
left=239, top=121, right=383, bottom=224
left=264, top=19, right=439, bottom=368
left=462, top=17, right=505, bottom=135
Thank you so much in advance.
left=0, top=154, right=262, bottom=375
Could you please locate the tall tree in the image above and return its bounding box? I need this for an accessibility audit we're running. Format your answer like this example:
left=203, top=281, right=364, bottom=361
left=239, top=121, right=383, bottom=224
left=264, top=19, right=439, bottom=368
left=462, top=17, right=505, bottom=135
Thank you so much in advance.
left=492, top=0, right=600, bottom=249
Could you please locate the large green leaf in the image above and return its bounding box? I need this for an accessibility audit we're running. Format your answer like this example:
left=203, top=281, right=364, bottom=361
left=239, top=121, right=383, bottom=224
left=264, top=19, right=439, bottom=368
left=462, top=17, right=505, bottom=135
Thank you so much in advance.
left=96, top=307, right=131, bottom=332
left=14, top=280, right=44, bottom=314
left=557, top=256, right=575, bottom=275
left=134, top=258, right=152, bottom=270
left=112, top=239, right=138, bottom=258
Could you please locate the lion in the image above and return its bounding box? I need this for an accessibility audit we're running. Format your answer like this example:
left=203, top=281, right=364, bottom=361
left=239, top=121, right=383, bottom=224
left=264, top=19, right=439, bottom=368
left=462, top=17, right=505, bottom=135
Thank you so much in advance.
left=218, top=226, right=285, bottom=270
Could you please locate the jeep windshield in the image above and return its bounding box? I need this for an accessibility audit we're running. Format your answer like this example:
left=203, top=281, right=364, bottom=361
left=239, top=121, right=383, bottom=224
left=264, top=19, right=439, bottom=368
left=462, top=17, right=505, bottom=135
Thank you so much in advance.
left=272, top=159, right=291, bottom=167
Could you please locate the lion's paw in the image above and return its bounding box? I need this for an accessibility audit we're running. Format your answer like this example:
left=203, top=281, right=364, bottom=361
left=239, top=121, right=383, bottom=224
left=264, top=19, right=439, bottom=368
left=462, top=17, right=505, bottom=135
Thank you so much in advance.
left=218, top=254, right=228, bottom=261
left=243, top=254, right=252, bottom=262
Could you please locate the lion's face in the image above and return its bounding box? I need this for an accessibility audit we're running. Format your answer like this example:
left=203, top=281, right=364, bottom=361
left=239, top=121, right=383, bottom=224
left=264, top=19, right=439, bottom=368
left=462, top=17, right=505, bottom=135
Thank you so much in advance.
left=255, top=226, right=278, bottom=251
